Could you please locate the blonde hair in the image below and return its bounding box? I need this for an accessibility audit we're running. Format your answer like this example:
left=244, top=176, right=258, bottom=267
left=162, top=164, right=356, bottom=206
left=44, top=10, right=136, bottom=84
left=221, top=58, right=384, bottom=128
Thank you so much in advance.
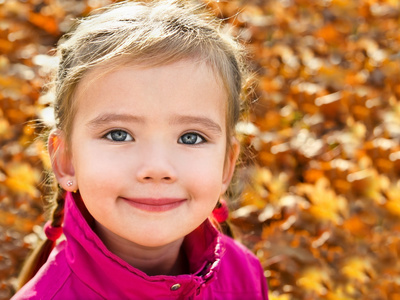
left=56, top=0, right=247, bottom=143
left=18, top=0, right=249, bottom=289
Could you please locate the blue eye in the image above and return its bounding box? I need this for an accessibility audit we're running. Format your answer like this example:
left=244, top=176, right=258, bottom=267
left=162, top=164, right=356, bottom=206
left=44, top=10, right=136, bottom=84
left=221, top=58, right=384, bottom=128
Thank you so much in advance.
left=105, top=130, right=133, bottom=142
left=179, top=133, right=205, bottom=145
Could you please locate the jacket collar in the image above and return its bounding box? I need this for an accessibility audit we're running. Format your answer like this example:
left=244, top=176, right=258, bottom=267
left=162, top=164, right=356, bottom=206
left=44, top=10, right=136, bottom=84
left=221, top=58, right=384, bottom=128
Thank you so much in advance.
left=62, top=192, right=223, bottom=298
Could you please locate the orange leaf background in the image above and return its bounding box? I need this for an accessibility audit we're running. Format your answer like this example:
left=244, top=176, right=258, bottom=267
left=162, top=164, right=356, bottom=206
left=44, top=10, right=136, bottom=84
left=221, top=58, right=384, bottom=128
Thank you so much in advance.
left=1, top=0, right=400, bottom=299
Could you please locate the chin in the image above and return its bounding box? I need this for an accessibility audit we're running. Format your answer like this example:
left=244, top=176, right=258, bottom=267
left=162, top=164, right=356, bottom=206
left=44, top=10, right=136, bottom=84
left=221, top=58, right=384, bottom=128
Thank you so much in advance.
left=136, top=238, right=180, bottom=248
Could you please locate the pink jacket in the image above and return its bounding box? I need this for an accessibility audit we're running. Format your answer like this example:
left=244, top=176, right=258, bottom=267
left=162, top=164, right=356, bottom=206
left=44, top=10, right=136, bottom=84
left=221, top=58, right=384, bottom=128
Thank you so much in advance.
left=13, top=192, right=268, bottom=299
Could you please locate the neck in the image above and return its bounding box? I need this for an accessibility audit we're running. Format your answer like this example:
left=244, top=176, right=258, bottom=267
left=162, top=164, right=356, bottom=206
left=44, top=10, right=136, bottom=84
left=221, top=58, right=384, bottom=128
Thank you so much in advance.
left=94, top=221, right=188, bottom=276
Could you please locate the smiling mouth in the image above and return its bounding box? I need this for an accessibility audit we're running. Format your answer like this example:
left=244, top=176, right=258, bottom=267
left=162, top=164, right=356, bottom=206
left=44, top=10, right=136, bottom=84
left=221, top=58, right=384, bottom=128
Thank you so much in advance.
left=122, top=197, right=186, bottom=212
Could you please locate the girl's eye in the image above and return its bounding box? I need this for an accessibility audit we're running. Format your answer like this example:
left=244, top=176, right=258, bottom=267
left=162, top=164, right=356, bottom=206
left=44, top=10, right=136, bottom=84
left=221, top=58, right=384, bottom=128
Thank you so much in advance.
left=179, top=133, right=205, bottom=145
left=105, top=130, right=133, bottom=142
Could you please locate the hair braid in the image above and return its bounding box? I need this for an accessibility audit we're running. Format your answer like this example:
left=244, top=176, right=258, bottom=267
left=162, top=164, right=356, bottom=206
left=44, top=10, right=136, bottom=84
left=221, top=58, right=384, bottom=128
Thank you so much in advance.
left=17, top=187, right=65, bottom=290
left=49, top=188, right=65, bottom=229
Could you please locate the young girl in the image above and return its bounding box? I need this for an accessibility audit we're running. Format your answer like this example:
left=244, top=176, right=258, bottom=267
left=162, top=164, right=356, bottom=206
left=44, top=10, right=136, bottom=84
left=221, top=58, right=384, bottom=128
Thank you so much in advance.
left=13, top=0, right=268, bottom=299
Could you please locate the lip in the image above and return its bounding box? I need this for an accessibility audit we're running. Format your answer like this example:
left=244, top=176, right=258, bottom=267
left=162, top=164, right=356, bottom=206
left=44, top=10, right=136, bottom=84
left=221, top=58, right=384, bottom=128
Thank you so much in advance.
left=122, top=197, right=186, bottom=212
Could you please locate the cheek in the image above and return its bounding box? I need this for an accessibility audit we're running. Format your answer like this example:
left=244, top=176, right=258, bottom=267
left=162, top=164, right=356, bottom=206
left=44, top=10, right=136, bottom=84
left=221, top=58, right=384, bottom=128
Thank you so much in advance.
left=71, top=143, right=129, bottom=192
left=185, top=147, right=224, bottom=169
left=180, top=152, right=226, bottom=194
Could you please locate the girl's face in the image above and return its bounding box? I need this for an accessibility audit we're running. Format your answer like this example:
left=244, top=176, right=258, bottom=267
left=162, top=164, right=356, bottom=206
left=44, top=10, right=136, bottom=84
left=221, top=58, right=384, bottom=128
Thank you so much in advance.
left=52, top=59, right=239, bottom=248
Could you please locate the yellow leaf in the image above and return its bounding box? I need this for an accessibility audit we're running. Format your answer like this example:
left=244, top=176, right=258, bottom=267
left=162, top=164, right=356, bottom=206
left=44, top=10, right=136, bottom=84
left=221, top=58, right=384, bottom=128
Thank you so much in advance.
left=4, top=162, right=40, bottom=197
left=298, top=178, right=348, bottom=224
left=383, top=184, right=400, bottom=216
left=0, top=117, right=11, bottom=139
left=342, top=257, right=374, bottom=283
left=268, top=293, right=291, bottom=300
left=297, top=267, right=331, bottom=295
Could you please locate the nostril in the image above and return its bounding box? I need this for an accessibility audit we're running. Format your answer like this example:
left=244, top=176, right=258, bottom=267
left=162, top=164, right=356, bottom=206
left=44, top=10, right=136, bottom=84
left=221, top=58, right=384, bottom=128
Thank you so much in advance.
left=142, top=176, right=172, bottom=181
left=137, top=171, right=176, bottom=182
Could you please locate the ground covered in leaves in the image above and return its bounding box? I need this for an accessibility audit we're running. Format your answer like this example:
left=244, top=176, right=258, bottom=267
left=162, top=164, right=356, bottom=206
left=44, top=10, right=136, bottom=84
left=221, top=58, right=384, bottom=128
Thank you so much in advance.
left=1, top=0, right=400, bottom=299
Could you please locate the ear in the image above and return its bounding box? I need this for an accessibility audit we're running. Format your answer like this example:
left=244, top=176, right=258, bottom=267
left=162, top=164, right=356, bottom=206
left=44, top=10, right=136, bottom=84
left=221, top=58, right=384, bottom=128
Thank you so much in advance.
left=221, top=137, right=240, bottom=195
left=48, top=129, right=77, bottom=192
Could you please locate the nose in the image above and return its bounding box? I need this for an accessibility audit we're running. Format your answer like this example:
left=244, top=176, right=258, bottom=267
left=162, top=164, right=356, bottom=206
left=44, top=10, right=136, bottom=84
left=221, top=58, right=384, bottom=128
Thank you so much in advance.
left=136, top=144, right=177, bottom=183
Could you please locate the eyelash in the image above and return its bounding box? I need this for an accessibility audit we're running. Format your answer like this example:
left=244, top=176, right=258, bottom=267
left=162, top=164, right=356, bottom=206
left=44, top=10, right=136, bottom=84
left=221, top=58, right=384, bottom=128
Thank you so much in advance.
left=178, top=132, right=207, bottom=145
left=103, top=130, right=207, bottom=144
left=104, top=129, right=134, bottom=142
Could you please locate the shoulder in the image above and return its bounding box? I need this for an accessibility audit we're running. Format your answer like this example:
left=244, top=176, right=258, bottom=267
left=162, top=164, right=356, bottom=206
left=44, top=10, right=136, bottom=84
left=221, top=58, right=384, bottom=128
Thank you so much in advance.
left=11, top=243, right=102, bottom=300
left=12, top=243, right=69, bottom=300
left=220, top=234, right=262, bottom=271
left=207, top=235, right=269, bottom=299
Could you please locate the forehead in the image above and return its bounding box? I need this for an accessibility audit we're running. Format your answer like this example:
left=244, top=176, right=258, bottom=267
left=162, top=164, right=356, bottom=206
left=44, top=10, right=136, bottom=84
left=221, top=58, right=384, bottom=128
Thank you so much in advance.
left=72, top=59, right=228, bottom=128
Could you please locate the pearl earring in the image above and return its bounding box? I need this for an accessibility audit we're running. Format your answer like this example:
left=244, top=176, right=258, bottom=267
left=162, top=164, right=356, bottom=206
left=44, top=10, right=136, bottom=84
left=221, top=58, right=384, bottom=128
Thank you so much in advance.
left=66, top=180, right=73, bottom=187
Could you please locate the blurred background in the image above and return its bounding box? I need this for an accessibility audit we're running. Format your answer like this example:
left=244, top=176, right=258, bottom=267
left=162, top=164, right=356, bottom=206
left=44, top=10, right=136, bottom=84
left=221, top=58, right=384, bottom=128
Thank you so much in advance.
left=1, top=0, right=400, bottom=299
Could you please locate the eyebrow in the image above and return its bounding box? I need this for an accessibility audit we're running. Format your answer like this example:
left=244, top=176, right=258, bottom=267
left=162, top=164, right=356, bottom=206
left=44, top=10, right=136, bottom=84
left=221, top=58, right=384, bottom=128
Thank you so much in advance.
left=170, top=115, right=222, bottom=135
left=86, top=113, right=222, bottom=134
left=86, top=113, right=144, bottom=129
